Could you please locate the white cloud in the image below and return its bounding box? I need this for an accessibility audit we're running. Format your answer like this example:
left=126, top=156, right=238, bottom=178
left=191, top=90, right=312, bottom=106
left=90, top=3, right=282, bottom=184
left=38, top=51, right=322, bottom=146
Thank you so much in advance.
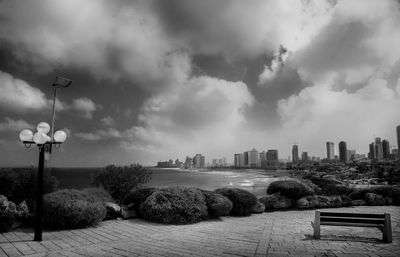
left=0, top=71, right=48, bottom=112
left=276, top=78, right=400, bottom=156
left=75, top=128, right=121, bottom=141
left=122, top=76, right=255, bottom=162
left=101, top=116, right=115, bottom=127
left=0, top=117, right=33, bottom=132
left=258, top=47, right=288, bottom=84
left=70, top=98, right=99, bottom=119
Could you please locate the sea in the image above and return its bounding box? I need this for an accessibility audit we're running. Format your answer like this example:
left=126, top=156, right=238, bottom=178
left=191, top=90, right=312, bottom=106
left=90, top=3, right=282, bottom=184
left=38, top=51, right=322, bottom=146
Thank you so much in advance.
left=50, top=167, right=289, bottom=198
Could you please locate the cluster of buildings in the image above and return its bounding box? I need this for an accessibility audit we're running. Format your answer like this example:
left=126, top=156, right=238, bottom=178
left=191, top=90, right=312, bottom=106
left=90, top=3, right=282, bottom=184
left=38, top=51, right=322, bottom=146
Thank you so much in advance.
left=158, top=125, right=400, bottom=169
left=233, top=149, right=280, bottom=168
left=157, top=154, right=206, bottom=169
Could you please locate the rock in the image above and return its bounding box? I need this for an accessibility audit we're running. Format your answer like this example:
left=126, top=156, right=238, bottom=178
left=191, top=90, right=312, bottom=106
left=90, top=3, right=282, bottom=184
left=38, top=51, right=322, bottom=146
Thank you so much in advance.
left=0, top=195, right=16, bottom=233
left=16, top=201, right=29, bottom=219
left=104, top=202, right=121, bottom=220
left=251, top=201, right=265, bottom=213
left=259, top=193, right=292, bottom=211
left=365, top=193, right=385, bottom=206
left=121, top=205, right=137, bottom=219
left=352, top=199, right=367, bottom=206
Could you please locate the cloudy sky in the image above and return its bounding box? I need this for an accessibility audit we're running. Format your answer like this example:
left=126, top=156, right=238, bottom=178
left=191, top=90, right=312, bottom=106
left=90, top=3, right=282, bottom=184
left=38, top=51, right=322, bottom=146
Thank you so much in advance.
left=1, top=0, right=399, bottom=167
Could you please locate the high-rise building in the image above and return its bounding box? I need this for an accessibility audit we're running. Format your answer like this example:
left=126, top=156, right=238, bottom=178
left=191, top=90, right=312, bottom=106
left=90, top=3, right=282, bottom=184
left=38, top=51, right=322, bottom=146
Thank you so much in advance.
left=375, top=137, right=383, bottom=161
left=267, top=150, right=279, bottom=161
left=193, top=154, right=205, bottom=168
left=397, top=125, right=400, bottom=159
left=245, top=148, right=259, bottom=168
left=292, top=145, right=299, bottom=163
left=368, top=143, right=375, bottom=160
left=326, top=142, right=334, bottom=160
left=339, top=141, right=347, bottom=163
left=234, top=154, right=241, bottom=167
left=301, top=152, right=308, bottom=161
left=382, top=139, right=390, bottom=160
left=347, top=150, right=356, bottom=161
left=184, top=156, right=193, bottom=169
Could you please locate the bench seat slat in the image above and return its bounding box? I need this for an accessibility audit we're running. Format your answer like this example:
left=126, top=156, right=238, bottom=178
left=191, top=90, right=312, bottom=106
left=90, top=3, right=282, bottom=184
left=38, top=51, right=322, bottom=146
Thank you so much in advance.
left=320, top=222, right=383, bottom=228
left=320, top=217, right=385, bottom=225
left=320, top=212, right=384, bottom=219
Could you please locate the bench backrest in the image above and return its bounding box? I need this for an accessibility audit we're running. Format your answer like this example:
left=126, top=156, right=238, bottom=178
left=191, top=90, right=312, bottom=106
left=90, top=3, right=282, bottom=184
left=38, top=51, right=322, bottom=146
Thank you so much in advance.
left=318, top=211, right=385, bottom=226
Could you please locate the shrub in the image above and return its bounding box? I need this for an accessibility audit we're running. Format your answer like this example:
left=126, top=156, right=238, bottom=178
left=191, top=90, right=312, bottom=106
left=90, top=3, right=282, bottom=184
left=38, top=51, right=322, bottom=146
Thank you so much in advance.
left=82, top=187, right=115, bottom=203
left=365, top=193, right=385, bottom=206
left=202, top=190, right=232, bottom=217
left=123, top=188, right=156, bottom=216
left=92, top=164, right=152, bottom=204
left=139, top=187, right=208, bottom=224
left=215, top=188, right=257, bottom=216
left=349, top=186, right=400, bottom=205
left=0, top=167, right=59, bottom=208
left=43, top=189, right=106, bottom=229
left=260, top=193, right=293, bottom=211
left=302, top=175, right=340, bottom=188
left=0, top=195, right=16, bottom=232
left=322, top=184, right=354, bottom=196
left=340, top=195, right=353, bottom=207
left=267, top=180, right=314, bottom=200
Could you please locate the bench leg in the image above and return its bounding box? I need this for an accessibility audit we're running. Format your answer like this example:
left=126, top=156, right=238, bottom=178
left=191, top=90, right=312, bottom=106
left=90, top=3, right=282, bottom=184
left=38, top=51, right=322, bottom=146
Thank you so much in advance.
left=313, top=211, right=321, bottom=239
left=383, top=213, right=392, bottom=243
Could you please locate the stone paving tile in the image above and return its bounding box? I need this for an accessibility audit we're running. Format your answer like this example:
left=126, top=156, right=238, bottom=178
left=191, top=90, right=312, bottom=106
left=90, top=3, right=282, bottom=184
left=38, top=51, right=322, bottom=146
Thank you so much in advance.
left=1, top=206, right=400, bottom=256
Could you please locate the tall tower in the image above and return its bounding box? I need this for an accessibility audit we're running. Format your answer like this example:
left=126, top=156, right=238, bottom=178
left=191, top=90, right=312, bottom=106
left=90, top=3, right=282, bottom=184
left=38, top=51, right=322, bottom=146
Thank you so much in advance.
left=375, top=137, right=383, bottom=161
left=382, top=139, right=390, bottom=160
left=326, top=142, right=334, bottom=160
left=368, top=142, right=375, bottom=160
left=339, top=141, right=347, bottom=163
left=397, top=125, right=400, bottom=159
left=292, top=145, right=299, bottom=163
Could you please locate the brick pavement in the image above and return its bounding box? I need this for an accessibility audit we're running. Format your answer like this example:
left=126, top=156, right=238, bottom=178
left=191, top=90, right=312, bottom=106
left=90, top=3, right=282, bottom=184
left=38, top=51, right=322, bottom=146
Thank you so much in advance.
left=0, top=206, right=399, bottom=257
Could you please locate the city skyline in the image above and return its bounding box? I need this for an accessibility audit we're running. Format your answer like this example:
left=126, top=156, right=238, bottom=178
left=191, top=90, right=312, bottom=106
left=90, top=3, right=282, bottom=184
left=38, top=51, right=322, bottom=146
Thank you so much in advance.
left=1, top=0, right=400, bottom=167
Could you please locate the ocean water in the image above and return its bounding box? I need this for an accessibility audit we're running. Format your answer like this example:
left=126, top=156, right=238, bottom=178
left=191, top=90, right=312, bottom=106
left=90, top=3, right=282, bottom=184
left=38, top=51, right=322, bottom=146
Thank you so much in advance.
left=51, top=167, right=286, bottom=197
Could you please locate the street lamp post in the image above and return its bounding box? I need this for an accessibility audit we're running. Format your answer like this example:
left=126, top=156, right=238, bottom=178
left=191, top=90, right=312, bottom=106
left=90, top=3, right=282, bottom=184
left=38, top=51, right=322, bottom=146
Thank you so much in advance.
left=18, top=77, right=71, bottom=242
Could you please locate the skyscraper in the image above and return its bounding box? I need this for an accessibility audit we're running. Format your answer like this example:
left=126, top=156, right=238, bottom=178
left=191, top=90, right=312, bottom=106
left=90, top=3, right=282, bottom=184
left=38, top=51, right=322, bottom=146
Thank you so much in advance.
left=382, top=139, right=390, bottom=160
left=301, top=152, right=308, bottom=161
left=326, top=142, right=334, bottom=160
left=397, top=125, right=400, bottom=159
left=292, top=145, right=299, bottom=163
left=193, top=154, right=205, bottom=168
left=339, top=141, right=347, bottom=163
left=234, top=154, right=241, bottom=167
left=375, top=137, right=383, bottom=161
left=267, top=150, right=279, bottom=161
left=368, top=142, right=375, bottom=160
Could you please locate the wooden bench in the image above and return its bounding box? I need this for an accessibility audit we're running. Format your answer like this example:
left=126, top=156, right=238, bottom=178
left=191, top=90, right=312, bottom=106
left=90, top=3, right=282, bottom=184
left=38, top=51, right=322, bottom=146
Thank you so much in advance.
left=311, top=211, right=392, bottom=243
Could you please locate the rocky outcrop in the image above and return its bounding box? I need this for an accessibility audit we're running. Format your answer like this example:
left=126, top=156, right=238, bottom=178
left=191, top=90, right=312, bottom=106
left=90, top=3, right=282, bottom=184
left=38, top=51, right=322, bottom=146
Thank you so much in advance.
left=104, top=202, right=121, bottom=220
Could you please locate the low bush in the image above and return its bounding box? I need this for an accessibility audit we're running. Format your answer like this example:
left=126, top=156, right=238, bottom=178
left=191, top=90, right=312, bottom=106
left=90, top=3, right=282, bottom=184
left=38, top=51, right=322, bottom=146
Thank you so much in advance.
left=267, top=180, right=314, bottom=200
left=215, top=188, right=257, bottom=216
left=0, top=167, right=58, bottom=208
left=349, top=186, right=400, bottom=205
left=139, top=187, right=208, bottom=224
left=92, top=164, right=152, bottom=204
left=43, top=189, right=106, bottom=229
left=260, top=193, right=293, bottom=211
left=202, top=190, right=232, bottom=217
left=340, top=195, right=353, bottom=207
left=123, top=188, right=156, bottom=216
left=302, top=175, right=341, bottom=188
left=322, top=184, right=354, bottom=196
left=365, top=193, right=385, bottom=206
left=296, top=195, right=342, bottom=209
left=82, top=187, right=115, bottom=203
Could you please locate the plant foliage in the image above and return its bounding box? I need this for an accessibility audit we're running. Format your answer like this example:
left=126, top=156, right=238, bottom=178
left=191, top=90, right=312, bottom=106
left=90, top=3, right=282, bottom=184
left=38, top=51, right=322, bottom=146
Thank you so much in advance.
left=92, top=164, right=151, bottom=204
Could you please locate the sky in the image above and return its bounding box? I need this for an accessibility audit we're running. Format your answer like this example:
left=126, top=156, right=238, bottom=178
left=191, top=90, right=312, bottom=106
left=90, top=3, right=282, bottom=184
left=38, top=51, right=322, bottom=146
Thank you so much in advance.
left=0, top=0, right=400, bottom=167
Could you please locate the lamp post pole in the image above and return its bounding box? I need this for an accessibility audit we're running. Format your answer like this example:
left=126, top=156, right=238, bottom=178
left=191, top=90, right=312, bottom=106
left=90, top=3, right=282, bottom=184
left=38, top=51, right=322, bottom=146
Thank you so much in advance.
left=34, top=145, right=45, bottom=241
left=19, top=76, right=71, bottom=242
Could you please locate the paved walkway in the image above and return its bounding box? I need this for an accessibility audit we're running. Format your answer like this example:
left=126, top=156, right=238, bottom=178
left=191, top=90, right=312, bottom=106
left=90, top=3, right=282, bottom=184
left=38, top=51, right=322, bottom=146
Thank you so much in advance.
left=1, top=206, right=399, bottom=257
